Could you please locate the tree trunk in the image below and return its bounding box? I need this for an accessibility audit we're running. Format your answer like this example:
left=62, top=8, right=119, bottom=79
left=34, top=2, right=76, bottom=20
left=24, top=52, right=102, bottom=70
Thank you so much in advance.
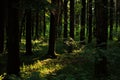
left=95, top=0, right=108, bottom=79
left=0, top=1, right=5, bottom=53
left=35, top=8, right=39, bottom=39
left=70, top=0, right=74, bottom=39
left=43, top=9, right=46, bottom=37
left=56, top=0, right=62, bottom=38
left=26, top=9, right=32, bottom=55
left=47, top=0, right=58, bottom=58
left=109, top=0, right=114, bottom=40
left=80, top=0, right=86, bottom=44
left=39, top=13, right=43, bottom=37
left=116, top=0, right=120, bottom=41
left=63, top=0, right=68, bottom=39
left=7, top=0, right=20, bottom=76
left=88, top=0, right=92, bottom=43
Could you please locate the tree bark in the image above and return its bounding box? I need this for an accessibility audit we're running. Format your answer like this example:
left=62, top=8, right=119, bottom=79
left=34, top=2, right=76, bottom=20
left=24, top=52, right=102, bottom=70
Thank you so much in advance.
left=26, top=9, right=32, bottom=55
left=109, top=0, right=114, bottom=40
left=35, top=8, right=39, bottom=39
left=80, top=0, right=86, bottom=44
left=7, top=0, right=20, bottom=75
left=0, top=1, right=5, bottom=53
left=57, top=0, right=63, bottom=38
left=43, top=9, right=46, bottom=37
left=63, top=0, right=68, bottom=39
left=47, top=0, right=58, bottom=58
left=88, top=0, right=92, bottom=43
left=70, top=0, right=74, bottom=39
left=95, top=0, right=108, bottom=79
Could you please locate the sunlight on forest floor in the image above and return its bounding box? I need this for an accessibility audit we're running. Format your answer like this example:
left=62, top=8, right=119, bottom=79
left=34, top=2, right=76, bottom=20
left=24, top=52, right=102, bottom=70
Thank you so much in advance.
left=1, top=39, right=120, bottom=80
left=20, top=51, right=91, bottom=80
left=20, top=59, right=63, bottom=79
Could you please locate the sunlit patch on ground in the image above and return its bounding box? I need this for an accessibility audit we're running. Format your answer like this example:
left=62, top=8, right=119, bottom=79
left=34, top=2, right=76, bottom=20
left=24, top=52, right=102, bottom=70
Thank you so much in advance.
left=20, top=58, right=64, bottom=79
left=1, top=38, right=120, bottom=80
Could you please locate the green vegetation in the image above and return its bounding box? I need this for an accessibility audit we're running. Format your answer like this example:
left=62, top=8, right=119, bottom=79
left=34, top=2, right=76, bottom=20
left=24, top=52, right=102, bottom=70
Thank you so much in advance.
left=1, top=0, right=120, bottom=80
left=0, top=39, right=120, bottom=80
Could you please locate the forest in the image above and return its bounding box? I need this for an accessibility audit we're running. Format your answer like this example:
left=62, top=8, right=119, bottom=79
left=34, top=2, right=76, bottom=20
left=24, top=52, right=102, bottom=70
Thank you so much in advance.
left=0, top=0, right=120, bottom=80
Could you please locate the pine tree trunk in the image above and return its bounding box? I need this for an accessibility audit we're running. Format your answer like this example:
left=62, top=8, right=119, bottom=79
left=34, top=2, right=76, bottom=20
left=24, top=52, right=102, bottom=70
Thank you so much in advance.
left=26, top=9, right=32, bottom=55
left=70, top=0, right=74, bottom=39
left=47, top=0, right=58, bottom=58
left=88, top=0, right=92, bottom=43
left=95, top=0, right=108, bottom=79
left=57, top=0, right=63, bottom=38
left=116, top=0, right=120, bottom=41
left=7, top=0, right=20, bottom=75
left=0, top=1, right=5, bottom=53
left=109, top=0, right=114, bottom=40
left=80, top=0, right=86, bottom=44
left=39, top=13, right=43, bottom=37
left=63, top=0, right=68, bottom=39
left=35, top=8, right=39, bottom=39
left=43, top=9, right=46, bottom=37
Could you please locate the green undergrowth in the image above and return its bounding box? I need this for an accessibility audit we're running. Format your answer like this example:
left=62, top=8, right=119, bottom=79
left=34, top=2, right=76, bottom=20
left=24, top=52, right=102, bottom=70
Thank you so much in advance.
left=20, top=51, right=94, bottom=80
left=0, top=39, right=120, bottom=80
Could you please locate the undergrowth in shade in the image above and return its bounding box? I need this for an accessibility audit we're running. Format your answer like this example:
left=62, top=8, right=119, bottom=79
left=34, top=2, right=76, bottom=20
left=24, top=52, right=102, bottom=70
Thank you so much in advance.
left=0, top=39, right=120, bottom=80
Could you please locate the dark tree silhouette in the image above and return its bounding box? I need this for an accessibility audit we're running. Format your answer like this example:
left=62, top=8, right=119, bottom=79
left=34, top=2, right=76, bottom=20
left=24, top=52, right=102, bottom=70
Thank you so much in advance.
left=95, top=0, right=108, bottom=79
left=109, top=0, right=114, bottom=40
left=35, top=8, right=39, bottom=39
left=95, top=0, right=108, bottom=48
left=116, top=0, right=120, bottom=32
left=57, top=0, right=63, bottom=37
left=63, top=0, right=68, bottom=39
left=88, top=0, right=92, bottom=43
left=7, top=0, right=20, bottom=76
left=43, top=9, right=46, bottom=37
left=70, top=0, right=75, bottom=39
left=39, top=13, right=43, bottom=37
left=0, top=1, right=5, bottom=53
left=47, top=0, right=58, bottom=58
left=80, top=0, right=86, bottom=44
left=26, top=9, right=32, bottom=55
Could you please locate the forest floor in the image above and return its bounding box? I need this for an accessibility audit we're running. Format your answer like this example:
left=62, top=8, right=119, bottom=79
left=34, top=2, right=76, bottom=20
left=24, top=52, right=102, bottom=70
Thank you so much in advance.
left=0, top=39, right=120, bottom=80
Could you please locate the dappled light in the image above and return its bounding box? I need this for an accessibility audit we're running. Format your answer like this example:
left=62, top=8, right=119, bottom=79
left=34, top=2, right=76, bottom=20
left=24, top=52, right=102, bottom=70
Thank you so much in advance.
left=1, top=0, right=120, bottom=80
left=1, top=38, right=120, bottom=79
left=19, top=43, right=93, bottom=80
left=20, top=59, right=64, bottom=78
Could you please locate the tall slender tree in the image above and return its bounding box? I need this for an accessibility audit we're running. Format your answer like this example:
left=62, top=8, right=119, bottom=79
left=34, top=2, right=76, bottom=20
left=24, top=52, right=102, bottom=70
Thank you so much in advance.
left=7, top=0, right=20, bottom=76
left=88, top=0, right=92, bottom=43
left=116, top=0, right=120, bottom=40
left=39, top=12, right=43, bottom=37
left=57, top=0, right=63, bottom=37
left=35, top=8, right=39, bottom=39
left=95, top=0, right=108, bottom=79
left=26, top=9, right=32, bottom=55
left=115, top=0, right=118, bottom=32
left=47, top=0, right=58, bottom=58
left=43, top=9, right=46, bottom=37
left=70, top=0, right=75, bottom=39
left=109, top=0, right=114, bottom=40
left=0, top=0, right=5, bottom=53
left=80, top=0, right=86, bottom=44
left=63, top=0, right=68, bottom=39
